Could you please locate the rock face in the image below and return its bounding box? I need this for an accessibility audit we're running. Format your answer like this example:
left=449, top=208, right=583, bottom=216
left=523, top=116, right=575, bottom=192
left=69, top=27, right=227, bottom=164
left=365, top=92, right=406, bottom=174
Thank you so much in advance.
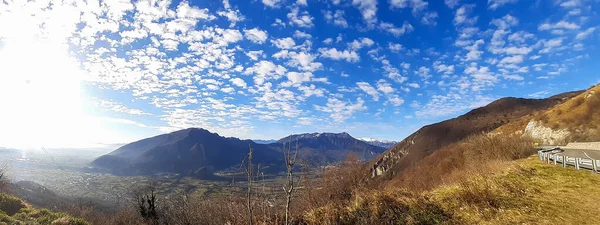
left=524, top=121, right=570, bottom=145
left=565, top=142, right=600, bottom=150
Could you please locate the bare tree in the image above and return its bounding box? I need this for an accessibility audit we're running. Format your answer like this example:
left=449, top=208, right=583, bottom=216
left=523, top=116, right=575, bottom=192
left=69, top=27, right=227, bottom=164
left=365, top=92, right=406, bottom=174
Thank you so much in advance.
left=134, top=181, right=160, bottom=225
left=283, top=137, right=299, bottom=225
left=242, top=145, right=254, bottom=225
left=0, top=168, right=6, bottom=192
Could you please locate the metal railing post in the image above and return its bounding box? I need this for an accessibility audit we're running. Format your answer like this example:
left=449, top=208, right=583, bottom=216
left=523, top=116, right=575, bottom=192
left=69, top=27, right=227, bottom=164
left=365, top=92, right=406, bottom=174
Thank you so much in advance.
left=563, top=156, right=567, bottom=168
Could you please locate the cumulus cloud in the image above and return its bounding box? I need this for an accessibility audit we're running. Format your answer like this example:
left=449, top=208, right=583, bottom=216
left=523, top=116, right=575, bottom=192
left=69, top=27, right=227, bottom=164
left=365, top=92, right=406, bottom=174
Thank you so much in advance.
left=488, top=0, right=518, bottom=9
left=538, top=20, right=580, bottom=31
left=230, top=78, right=247, bottom=88
left=357, top=82, right=380, bottom=101
left=315, top=97, right=367, bottom=122
left=324, top=10, right=349, bottom=28
left=576, top=27, right=596, bottom=40
left=379, top=21, right=414, bottom=37
left=262, top=0, right=282, bottom=8
left=318, top=48, right=360, bottom=62
left=352, top=0, right=378, bottom=26
left=244, top=28, right=268, bottom=44
left=271, top=37, right=296, bottom=49
left=287, top=7, right=314, bottom=28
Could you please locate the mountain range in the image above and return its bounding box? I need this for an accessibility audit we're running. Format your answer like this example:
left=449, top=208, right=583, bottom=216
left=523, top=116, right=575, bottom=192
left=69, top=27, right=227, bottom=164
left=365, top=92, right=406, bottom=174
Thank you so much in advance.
left=92, top=129, right=386, bottom=177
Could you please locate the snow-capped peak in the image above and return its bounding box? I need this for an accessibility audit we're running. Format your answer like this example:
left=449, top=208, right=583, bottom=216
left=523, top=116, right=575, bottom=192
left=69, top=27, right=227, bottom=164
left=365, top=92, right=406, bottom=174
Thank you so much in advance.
left=358, top=137, right=397, bottom=143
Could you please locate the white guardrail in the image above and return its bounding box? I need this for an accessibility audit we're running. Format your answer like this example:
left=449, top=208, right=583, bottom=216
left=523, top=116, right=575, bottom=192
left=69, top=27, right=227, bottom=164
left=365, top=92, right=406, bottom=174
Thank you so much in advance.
left=538, top=148, right=600, bottom=172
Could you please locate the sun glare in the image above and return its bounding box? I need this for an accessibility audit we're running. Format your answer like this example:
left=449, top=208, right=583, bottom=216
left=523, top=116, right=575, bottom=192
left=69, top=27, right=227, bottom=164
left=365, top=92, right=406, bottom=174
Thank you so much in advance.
left=0, top=36, right=94, bottom=148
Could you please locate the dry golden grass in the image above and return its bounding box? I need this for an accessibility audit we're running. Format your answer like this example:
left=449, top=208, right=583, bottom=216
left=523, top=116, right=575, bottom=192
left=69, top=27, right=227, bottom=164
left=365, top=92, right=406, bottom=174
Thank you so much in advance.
left=389, top=133, right=536, bottom=191
left=533, top=84, right=600, bottom=142
left=302, top=156, right=600, bottom=225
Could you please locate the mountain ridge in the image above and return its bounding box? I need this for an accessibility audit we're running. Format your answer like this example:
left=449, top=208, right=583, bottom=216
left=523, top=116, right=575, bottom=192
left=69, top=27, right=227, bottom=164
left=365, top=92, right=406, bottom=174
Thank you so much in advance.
left=92, top=129, right=385, bottom=177
left=370, top=91, right=583, bottom=179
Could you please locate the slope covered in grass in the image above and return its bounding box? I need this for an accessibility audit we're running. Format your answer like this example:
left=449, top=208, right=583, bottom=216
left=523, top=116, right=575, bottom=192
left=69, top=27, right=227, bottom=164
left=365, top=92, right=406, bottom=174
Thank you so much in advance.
left=533, top=84, right=600, bottom=142
left=0, top=192, right=89, bottom=225
left=300, top=156, right=600, bottom=225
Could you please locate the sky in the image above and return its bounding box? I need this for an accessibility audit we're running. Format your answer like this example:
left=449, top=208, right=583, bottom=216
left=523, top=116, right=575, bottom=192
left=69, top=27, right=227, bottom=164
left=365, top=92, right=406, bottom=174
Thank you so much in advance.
left=0, top=0, right=599, bottom=148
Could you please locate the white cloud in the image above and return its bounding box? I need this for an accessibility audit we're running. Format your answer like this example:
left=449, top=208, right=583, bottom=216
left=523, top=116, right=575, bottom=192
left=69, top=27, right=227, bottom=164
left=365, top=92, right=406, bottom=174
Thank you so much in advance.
left=352, top=0, right=378, bottom=25
left=560, top=0, right=581, bottom=8
left=387, top=96, right=405, bottom=106
left=389, top=0, right=429, bottom=14
left=324, top=10, right=349, bottom=28
left=176, top=1, right=216, bottom=20
left=503, top=46, right=532, bottom=55
left=348, top=37, right=375, bottom=50
left=296, top=0, right=308, bottom=6
left=465, top=39, right=485, bottom=61
left=286, top=71, right=313, bottom=85
left=376, top=79, right=396, bottom=94
left=538, top=20, right=580, bottom=31
left=576, top=27, right=596, bottom=40
left=315, top=97, right=367, bottom=122
left=230, top=78, right=247, bottom=88
left=323, top=38, right=334, bottom=44
left=246, top=50, right=265, bottom=61
left=262, top=0, right=282, bottom=8
left=454, top=4, right=477, bottom=25
left=357, top=82, right=380, bottom=101
left=293, top=30, right=312, bottom=39
left=433, top=61, right=455, bottom=76
left=499, top=55, right=524, bottom=64
left=318, top=48, right=360, bottom=62
left=244, top=61, right=287, bottom=85
left=287, top=7, right=314, bottom=28
left=421, top=12, right=438, bottom=26
left=488, top=0, right=518, bottom=9
left=96, top=99, right=152, bottom=116
left=379, top=21, right=414, bottom=37
left=416, top=66, right=432, bottom=80
left=271, top=37, right=296, bottom=49
left=445, top=0, right=460, bottom=8
left=243, top=28, right=268, bottom=44
left=388, top=43, right=403, bottom=52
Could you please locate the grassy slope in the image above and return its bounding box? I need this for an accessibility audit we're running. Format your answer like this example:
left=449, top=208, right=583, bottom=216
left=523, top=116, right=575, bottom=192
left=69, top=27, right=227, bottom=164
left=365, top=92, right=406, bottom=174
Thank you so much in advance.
left=0, top=193, right=89, bottom=225
left=534, top=84, right=600, bottom=142
left=302, top=156, right=600, bottom=225
left=435, top=156, right=600, bottom=225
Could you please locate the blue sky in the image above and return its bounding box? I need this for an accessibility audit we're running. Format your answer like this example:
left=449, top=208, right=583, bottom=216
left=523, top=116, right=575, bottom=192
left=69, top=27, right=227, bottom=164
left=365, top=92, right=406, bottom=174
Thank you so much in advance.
left=0, top=0, right=598, bottom=148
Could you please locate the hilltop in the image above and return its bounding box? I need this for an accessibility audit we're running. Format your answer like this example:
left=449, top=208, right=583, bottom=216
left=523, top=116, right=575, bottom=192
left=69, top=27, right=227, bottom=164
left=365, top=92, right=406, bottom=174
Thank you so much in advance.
left=370, top=90, right=581, bottom=179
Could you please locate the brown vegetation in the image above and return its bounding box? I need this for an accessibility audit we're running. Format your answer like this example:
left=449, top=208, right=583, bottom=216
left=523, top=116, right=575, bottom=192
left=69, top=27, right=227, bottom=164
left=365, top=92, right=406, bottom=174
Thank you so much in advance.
left=371, top=91, right=579, bottom=183
left=390, top=133, right=535, bottom=190
left=533, top=84, right=600, bottom=142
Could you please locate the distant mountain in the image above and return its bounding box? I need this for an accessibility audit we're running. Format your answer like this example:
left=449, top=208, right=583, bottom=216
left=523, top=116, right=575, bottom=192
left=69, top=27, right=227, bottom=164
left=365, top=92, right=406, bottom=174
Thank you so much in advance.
left=273, top=132, right=386, bottom=164
left=92, top=128, right=281, bottom=177
left=370, top=90, right=583, bottom=179
left=358, top=138, right=398, bottom=149
left=92, top=129, right=384, bottom=177
left=252, top=139, right=277, bottom=144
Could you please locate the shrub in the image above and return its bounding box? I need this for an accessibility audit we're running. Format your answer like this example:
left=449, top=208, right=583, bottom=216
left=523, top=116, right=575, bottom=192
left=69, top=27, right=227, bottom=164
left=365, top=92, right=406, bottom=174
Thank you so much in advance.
left=0, top=193, right=25, bottom=216
left=0, top=211, right=13, bottom=223
left=300, top=190, right=452, bottom=225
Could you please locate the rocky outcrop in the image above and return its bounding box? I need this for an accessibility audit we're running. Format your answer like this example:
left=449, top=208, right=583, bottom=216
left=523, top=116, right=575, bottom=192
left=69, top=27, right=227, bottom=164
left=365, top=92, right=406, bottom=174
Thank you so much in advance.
left=524, top=120, right=570, bottom=145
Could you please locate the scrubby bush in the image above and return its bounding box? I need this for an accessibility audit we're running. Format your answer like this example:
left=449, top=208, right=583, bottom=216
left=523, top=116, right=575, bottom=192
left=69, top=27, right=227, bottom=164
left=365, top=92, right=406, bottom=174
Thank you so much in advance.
left=300, top=190, right=452, bottom=225
left=0, top=193, right=25, bottom=216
